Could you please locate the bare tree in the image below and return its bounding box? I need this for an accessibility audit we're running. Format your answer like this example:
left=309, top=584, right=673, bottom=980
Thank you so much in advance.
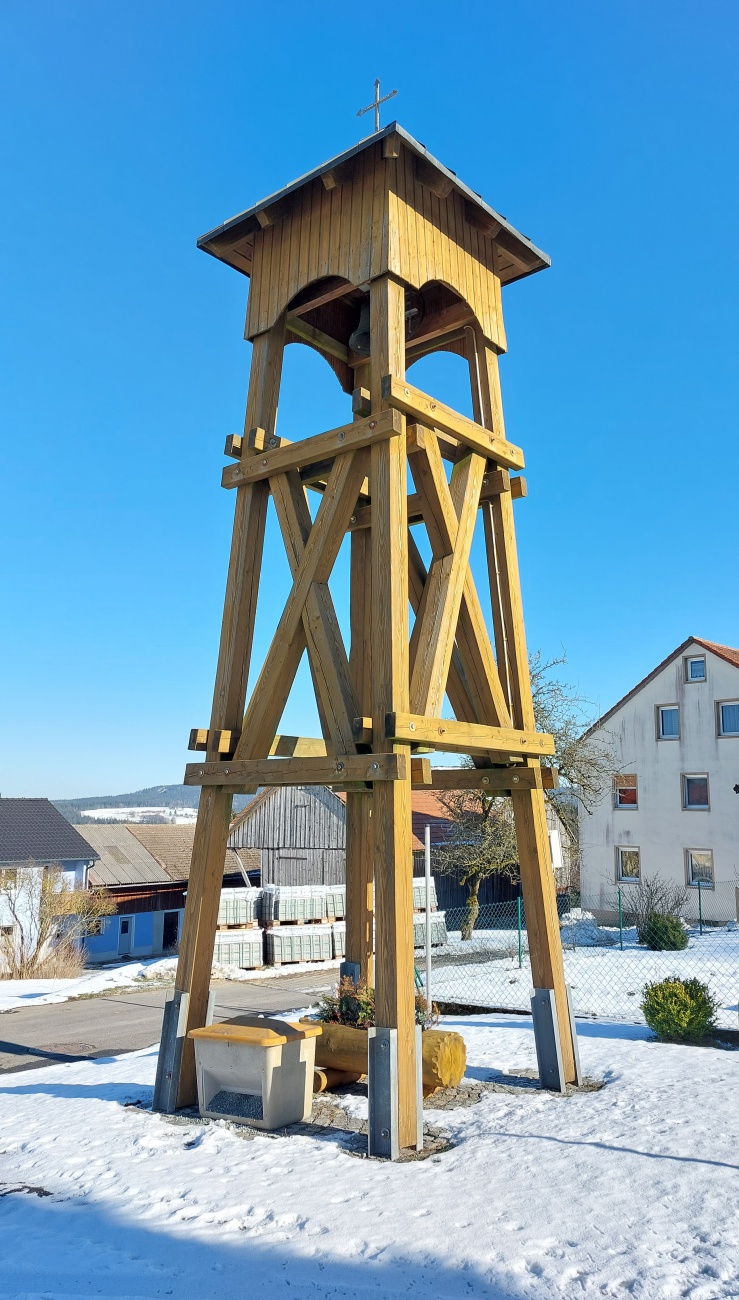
left=433, top=794, right=518, bottom=939
left=434, top=652, right=618, bottom=928
left=0, top=862, right=115, bottom=979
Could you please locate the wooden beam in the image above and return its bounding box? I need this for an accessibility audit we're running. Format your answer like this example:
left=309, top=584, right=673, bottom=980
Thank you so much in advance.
left=382, top=375, right=525, bottom=471
left=410, top=756, right=432, bottom=785
left=351, top=387, right=372, bottom=418
left=287, top=278, right=358, bottom=318
left=321, top=159, right=355, bottom=191
left=173, top=319, right=285, bottom=1109
left=222, top=409, right=401, bottom=489
left=348, top=468, right=526, bottom=533
left=369, top=273, right=417, bottom=1151
left=405, top=300, right=475, bottom=354
left=384, top=712, right=555, bottom=759
left=407, top=425, right=513, bottom=733
left=188, top=728, right=237, bottom=755
left=409, top=445, right=486, bottom=717
left=286, top=316, right=349, bottom=363
left=463, top=199, right=502, bottom=239
left=469, top=324, right=577, bottom=1084
left=270, top=734, right=327, bottom=757
left=382, top=132, right=401, bottom=158
left=224, top=434, right=242, bottom=458
left=185, top=752, right=408, bottom=789
left=414, top=154, right=454, bottom=199
left=234, top=448, right=370, bottom=763
left=422, top=766, right=559, bottom=791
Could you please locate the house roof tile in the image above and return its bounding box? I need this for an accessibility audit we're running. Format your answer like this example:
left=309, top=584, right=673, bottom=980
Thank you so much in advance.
left=0, top=798, right=99, bottom=866
left=126, top=824, right=256, bottom=884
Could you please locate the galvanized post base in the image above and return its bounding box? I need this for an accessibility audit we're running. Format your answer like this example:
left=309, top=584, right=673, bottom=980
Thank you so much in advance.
left=339, top=960, right=361, bottom=985
left=415, top=1023, right=424, bottom=1152
left=153, top=990, right=189, bottom=1114
left=367, top=1026, right=398, bottom=1159
left=565, top=984, right=582, bottom=1086
left=531, top=988, right=566, bottom=1093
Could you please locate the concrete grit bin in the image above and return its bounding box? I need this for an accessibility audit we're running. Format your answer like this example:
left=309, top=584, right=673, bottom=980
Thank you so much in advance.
left=189, top=1015, right=322, bottom=1128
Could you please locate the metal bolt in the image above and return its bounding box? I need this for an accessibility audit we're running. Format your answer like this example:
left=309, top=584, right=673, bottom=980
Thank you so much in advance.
left=369, top=420, right=376, bottom=429
left=409, top=722, right=415, bottom=731
left=224, top=768, right=230, bottom=774
left=481, top=777, right=489, bottom=785
left=350, top=515, right=356, bottom=523
left=370, top=762, right=379, bottom=772
left=336, top=761, right=344, bottom=771
left=438, top=727, right=446, bottom=735
left=199, top=770, right=204, bottom=777
left=262, top=458, right=268, bottom=466
left=338, top=431, right=345, bottom=441
left=381, top=1128, right=390, bottom=1138
left=513, top=776, right=520, bottom=784
left=381, top=1041, right=388, bottom=1050
left=404, top=387, right=410, bottom=396
left=269, top=437, right=278, bottom=447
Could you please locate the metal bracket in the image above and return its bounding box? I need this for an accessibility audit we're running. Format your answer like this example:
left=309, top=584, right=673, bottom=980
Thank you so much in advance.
left=153, top=989, right=189, bottom=1114
left=530, top=988, right=566, bottom=1094
left=367, top=1026, right=399, bottom=1159
left=565, top=983, right=582, bottom=1086
left=339, top=960, right=361, bottom=985
left=415, top=1023, right=424, bottom=1151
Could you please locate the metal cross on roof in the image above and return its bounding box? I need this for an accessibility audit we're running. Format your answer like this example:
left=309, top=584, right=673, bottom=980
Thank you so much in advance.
left=357, top=79, right=398, bottom=134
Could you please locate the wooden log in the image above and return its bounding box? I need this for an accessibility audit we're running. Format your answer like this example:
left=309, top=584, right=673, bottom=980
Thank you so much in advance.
left=313, top=1067, right=362, bottom=1093
left=347, top=470, right=525, bottom=533
left=381, top=375, right=525, bottom=471
left=307, top=1022, right=467, bottom=1094
left=221, top=409, right=401, bottom=489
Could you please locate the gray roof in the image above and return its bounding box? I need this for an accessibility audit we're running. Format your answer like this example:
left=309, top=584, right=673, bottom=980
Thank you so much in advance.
left=198, top=122, right=550, bottom=283
left=0, top=798, right=99, bottom=866
left=81, top=824, right=172, bottom=888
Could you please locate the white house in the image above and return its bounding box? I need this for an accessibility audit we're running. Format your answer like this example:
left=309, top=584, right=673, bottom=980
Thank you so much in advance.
left=579, top=637, right=739, bottom=922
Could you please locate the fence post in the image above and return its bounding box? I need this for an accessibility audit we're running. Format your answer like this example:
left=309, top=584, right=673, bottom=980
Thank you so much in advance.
left=618, top=887, right=623, bottom=951
left=424, top=825, right=432, bottom=1009
left=517, top=894, right=523, bottom=968
left=698, top=880, right=703, bottom=935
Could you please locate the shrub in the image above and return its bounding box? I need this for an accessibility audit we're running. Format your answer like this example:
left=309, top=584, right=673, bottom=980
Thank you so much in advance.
left=627, top=874, right=687, bottom=943
left=643, top=913, right=688, bottom=951
left=641, top=976, right=717, bottom=1043
left=314, top=977, right=438, bottom=1030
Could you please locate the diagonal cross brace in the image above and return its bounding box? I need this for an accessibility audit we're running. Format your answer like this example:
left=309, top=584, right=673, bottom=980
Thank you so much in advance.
left=234, top=448, right=370, bottom=762
left=408, top=427, right=512, bottom=730
left=270, top=470, right=359, bottom=755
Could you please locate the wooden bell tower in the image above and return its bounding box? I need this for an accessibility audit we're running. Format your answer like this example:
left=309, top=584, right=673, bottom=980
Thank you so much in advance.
left=158, top=123, right=579, bottom=1155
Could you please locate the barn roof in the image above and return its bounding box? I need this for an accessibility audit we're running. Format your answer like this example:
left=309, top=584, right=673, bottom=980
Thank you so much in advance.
left=82, top=824, right=172, bottom=888
left=0, top=798, right=98, bottom=866
left=197, top=122, right=550, bottom=286
left=126, top=824, right=255, bottom=884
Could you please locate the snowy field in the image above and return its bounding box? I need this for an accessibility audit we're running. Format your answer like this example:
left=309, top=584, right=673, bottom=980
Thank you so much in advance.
left=1, top=1013, right=739, bottom=1298
left=427, top=927, right=739, bottom=1027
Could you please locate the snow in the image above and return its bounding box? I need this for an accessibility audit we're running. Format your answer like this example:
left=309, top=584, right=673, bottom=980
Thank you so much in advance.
left=80, top=806, right=198, bottom=823
left=427, top=926, right=739, bottom=1027
left=2, top=1013, right=739, bottom=1297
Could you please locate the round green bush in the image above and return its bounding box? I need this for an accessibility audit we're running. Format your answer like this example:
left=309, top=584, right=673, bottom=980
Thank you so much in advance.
left=643, top=913, right=689, bottom=951
left=641, top=976, right=717, bottom=1043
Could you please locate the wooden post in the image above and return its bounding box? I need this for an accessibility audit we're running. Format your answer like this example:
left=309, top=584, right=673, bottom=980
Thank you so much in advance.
left=369, top=274, right=418, bottom=1149
left=346, top=509, right=374, bottom=984
left=172, top=320, right=285, bottom=1107
left=468, top=325, right=577, bottom=1083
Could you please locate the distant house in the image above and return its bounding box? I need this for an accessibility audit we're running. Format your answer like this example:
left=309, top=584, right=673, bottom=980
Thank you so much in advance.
left=580, top=636, right=739, bottom=920
left=80, top=823, right=254, bottom=963
left=0, top=798, right=99, bottom=961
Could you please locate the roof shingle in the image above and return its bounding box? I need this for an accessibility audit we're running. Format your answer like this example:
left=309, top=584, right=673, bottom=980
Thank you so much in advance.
left=0, top=798, right=99, bottom=866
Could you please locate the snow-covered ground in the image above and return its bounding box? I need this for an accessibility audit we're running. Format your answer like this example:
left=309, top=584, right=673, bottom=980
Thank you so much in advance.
left=80, top=806, right=198, bottom=823
left=1, top=1013, right=738, bottom=1297
left=0, top=956, right=341, bottom=1012
left=427, top=926, right=739, bottom=1027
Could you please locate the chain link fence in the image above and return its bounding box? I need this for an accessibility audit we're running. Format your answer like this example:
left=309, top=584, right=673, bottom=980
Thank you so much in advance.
left=415, top=880, right=739, bottom=1029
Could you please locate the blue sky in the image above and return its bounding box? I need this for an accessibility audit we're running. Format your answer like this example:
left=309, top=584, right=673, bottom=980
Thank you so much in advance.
left=1, top=1, right=737, bottom=798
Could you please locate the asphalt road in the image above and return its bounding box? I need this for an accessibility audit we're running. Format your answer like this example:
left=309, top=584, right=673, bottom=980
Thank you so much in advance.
left=0, top=970, right=336, bottom=1074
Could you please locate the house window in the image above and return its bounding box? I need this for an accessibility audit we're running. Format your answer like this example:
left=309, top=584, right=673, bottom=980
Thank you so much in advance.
left=686, top=849, right=714, bottom=887
left=658, top=705, right=680, bottom=739
left=685, top=656, right=706, bottom=682
left=613, top=775, right=638, bottom=808
left=718, top=701, right=739, bottom=736
left=616, top=846, right=641, bottom=881
left=683, top=774, right=709, bottom=810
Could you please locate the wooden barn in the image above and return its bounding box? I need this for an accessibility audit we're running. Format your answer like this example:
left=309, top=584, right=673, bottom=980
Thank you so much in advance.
left=227, top=785, right=454, bottom=887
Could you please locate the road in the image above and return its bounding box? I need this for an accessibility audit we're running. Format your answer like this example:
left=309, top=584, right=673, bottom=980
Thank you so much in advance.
left=0, top=970, right=336, bottom=1074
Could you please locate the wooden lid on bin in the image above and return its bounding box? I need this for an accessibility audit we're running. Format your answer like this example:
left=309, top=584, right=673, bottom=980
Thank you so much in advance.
left=189, top=1019, right=322, bottom=1047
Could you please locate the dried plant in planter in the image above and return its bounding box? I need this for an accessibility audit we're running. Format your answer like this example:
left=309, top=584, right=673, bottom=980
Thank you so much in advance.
left=314, top=976, right=438, bottom=1030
